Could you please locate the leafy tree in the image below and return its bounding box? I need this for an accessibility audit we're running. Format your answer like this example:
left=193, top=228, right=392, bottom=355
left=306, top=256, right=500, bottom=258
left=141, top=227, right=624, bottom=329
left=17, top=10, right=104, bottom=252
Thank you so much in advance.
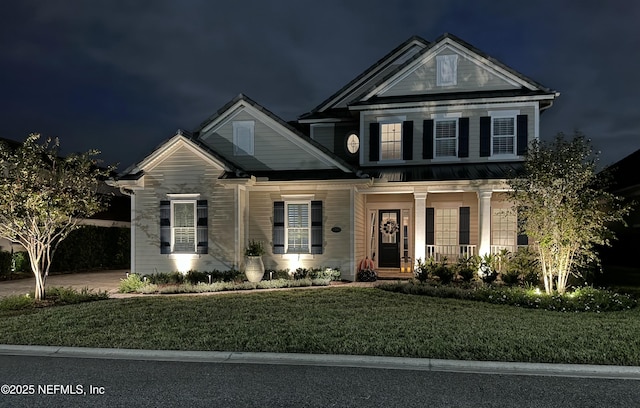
left=0, top=134, right=113, bottom=300
left=508, top=133, right=629, bottom=295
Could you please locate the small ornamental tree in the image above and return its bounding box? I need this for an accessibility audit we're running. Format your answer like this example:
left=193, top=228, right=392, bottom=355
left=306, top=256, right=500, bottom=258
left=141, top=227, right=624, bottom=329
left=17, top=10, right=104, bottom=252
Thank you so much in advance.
left=0, top=134, right=113, bottom=300
left=508, top=132, right=629, bottom=294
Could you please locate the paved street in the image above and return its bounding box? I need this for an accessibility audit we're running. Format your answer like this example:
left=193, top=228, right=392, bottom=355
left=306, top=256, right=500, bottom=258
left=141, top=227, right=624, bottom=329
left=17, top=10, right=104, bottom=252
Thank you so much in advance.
left=0, top=353, right=638, bottom=408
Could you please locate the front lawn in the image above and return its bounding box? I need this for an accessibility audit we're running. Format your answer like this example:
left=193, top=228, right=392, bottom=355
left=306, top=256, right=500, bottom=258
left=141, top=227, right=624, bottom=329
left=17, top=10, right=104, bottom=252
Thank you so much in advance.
left=0, top=287, right=639, bottom=365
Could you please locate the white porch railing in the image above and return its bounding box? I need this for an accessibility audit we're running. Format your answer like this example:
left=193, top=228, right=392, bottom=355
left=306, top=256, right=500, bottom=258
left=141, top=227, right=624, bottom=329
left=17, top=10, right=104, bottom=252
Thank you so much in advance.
left=426, top=245, right=476, bottom=261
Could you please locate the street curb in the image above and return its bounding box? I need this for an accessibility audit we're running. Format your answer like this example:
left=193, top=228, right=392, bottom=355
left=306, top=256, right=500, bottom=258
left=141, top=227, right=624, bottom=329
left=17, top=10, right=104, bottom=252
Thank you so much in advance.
left=1, top=345, right=639, bottom=380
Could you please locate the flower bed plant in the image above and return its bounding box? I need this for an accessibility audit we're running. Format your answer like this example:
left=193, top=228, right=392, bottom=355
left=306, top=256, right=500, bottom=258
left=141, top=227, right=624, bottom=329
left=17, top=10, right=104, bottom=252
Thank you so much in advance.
left=377, top=281, right=637, bottom=312
left=119, top=267, right=340, bottom=294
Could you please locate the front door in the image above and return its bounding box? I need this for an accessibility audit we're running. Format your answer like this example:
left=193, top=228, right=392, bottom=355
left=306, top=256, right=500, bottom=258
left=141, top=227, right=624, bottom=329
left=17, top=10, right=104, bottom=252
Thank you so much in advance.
left=378, top=210, right=401, bottom=268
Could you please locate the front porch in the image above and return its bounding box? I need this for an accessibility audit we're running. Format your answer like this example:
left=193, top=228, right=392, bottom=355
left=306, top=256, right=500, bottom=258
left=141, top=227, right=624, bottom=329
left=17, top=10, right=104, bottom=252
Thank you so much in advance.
left=358, top=186, right=523, bottom=277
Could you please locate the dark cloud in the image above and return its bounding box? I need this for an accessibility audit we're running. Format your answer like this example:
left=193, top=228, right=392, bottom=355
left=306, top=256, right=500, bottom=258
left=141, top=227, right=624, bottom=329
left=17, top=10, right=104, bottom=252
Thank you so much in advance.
left=1, top=0, right=638, bottom=168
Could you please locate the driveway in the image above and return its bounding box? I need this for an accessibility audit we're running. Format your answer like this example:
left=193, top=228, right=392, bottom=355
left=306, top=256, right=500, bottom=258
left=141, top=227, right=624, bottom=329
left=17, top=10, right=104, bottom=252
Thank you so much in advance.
left=0, top=270, right=128, bottom=298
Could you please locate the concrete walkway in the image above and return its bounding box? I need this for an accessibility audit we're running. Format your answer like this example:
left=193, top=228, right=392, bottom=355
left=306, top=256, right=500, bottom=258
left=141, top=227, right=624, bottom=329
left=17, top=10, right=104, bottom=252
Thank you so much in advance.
left=0, top=270, right=128, bottom=297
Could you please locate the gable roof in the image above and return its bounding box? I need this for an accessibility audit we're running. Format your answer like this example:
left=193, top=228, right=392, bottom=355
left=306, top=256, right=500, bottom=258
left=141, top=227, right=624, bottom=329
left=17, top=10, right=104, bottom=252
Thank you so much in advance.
left=300, top=33, right=558, bottom=120
left=119, top=130, right=241, bottom=181
left=299, top=36, right=431, bottom=121
left=603, top=147, right=640, bottom=195
left=195, top=93, right=358, bottom=175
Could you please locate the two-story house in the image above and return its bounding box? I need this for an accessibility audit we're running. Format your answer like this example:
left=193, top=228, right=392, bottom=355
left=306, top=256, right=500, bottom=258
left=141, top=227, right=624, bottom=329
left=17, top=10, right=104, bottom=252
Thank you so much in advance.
left=113, top=33, right=558, bottom=280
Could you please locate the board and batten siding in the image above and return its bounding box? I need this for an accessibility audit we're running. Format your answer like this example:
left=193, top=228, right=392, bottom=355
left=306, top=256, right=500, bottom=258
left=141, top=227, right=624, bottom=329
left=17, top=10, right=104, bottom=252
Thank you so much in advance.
left=380, top=48, right=518, bottom=97
left=247, top=188, right=352, bottom=275
left=133, top=144, right=237, bottom=274
left=362, top=104, right=536, bottom=166
left=201, top=110, right=335, bottom=171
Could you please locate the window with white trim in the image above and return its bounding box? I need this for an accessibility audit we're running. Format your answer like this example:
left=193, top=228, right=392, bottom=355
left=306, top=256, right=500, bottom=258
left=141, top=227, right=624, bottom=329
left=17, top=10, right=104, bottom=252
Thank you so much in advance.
left=492, top=208, right=516, bottom=247
left=233, top=120, right=255, bottom=156
left=172, top=201, right=196, bottom=252
left=491, top=113, right=516, bottom=156
left=435, top=208, right=458, bottom=246
left=286, top=202, right=310, bottom=253
left=436, top=54, right=458, bottom=86
left=435, top=119, right=458, bottom=157
left=380, top=122, right=402, bottom=160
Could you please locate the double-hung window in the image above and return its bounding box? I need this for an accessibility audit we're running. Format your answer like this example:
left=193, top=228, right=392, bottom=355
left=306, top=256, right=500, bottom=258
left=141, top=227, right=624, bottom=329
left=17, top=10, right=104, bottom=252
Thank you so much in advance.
left=160, top=196, right=208, bottom=255
left=172, top=201, right=196, bottom=252
left=380, top=122, right=402, bottom=160
left=434, top=115, right=459, bottom=158
left=273, top=199, right=323, bottom=255
left=492, top=208, right=517, bottom=248
left=286, top=202, right=310, bottom=253
left=435, top=208, right=458, bottom=246
left=490, top=111, right=518, bottom=156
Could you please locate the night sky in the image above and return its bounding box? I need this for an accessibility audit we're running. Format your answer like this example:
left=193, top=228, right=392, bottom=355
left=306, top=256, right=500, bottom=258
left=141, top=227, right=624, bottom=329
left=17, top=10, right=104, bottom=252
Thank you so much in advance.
left=1, top=1, right=639, bottom=170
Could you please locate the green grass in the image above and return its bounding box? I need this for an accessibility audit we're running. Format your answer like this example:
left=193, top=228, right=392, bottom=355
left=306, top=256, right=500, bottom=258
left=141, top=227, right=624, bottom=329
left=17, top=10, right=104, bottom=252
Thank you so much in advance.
left=1, top=287, right=639, bottom=365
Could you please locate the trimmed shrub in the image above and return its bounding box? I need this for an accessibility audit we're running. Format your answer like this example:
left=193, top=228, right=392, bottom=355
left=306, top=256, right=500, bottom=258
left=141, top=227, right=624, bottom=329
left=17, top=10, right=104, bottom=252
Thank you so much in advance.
left=50, top=226, right=130, bottom=272
left=118, top=273, right=146, bottom=293
left=357, top=269, right=377, bottom=282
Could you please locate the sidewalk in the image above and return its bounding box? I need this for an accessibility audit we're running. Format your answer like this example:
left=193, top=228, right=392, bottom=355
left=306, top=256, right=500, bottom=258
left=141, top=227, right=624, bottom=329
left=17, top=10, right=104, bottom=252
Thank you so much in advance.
left=0, top=270, right=128, bottom=298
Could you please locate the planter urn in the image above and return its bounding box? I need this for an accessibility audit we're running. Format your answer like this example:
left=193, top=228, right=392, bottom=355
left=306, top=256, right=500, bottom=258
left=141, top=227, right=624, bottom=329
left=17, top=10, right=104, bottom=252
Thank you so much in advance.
left=245, top=255, right=265, bottom=282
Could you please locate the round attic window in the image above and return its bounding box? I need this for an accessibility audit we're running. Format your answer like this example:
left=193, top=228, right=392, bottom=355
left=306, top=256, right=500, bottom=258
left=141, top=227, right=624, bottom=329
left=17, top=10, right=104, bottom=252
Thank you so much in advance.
left=346, top=132, right=360, bottom=154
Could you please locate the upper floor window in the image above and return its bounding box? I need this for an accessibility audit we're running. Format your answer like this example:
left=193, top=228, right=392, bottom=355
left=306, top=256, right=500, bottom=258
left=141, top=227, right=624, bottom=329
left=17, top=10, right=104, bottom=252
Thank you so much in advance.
left=233, top=121, right=254, bottom=156
left=436, top=54, right=458, bottom=86
left=434, top=118, right=458, bottom=158
left=490, top=111, right=518, bottom=156
left=380, top=122, right=402, bottom=160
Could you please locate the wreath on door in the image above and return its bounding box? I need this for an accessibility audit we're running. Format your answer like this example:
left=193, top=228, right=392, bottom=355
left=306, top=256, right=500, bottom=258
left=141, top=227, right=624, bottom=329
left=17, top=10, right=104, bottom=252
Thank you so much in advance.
left=380, top=218, right=399, bottom=236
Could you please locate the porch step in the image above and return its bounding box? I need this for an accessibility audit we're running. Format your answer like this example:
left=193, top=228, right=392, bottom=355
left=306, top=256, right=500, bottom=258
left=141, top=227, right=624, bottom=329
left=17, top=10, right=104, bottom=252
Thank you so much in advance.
left=377, top=268, right=414, bottom=280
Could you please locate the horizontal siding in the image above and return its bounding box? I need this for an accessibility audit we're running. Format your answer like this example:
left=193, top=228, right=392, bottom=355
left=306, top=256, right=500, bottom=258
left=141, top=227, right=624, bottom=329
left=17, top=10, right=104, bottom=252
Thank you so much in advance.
left=134, top=146, right=236, bottom=274
left=363, top=105, right=536, bottom=166
left=201, top=110, right=336, bottom=171
left=247, top=189, right=351, bottom=274
left=381, top=49, right=517, bottom=97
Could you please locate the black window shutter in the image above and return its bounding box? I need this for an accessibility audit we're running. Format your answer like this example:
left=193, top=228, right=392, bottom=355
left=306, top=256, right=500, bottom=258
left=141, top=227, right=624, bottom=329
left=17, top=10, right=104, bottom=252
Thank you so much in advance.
left=160, top=200, right=171, bottom=254
left=196, top=200, right=208, bottom=254
left=458, top=117, right=469, bottom=158
left=273, top=201, right=285, bottom=254
left=402, top=121, right=413, bottom=160
left=459, top=207, right=470, bottom=245
left=423, top=119, right=434, bottom=159
left=480, top=116, right=491, bottom=157
left=369, top=122, right=380, bottom=162
left=517, top=114, right=528, bottom=155
left=311, top=200, right=323, bottom=254
left=517, top=207, right=528, bottom=246
left=426, top=207, right=435, bottom=246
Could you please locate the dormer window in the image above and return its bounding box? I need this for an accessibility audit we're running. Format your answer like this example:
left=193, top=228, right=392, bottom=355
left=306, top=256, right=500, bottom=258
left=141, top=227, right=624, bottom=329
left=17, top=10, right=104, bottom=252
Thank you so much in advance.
left=436, top=54, right=458, bottom=86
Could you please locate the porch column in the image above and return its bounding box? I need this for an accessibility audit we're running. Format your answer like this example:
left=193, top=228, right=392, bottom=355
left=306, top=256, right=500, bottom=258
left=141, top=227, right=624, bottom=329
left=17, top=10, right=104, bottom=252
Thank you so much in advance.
left=478, top=191, right=492, bottom=257
left=414, top=192, right=427, bottom=263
